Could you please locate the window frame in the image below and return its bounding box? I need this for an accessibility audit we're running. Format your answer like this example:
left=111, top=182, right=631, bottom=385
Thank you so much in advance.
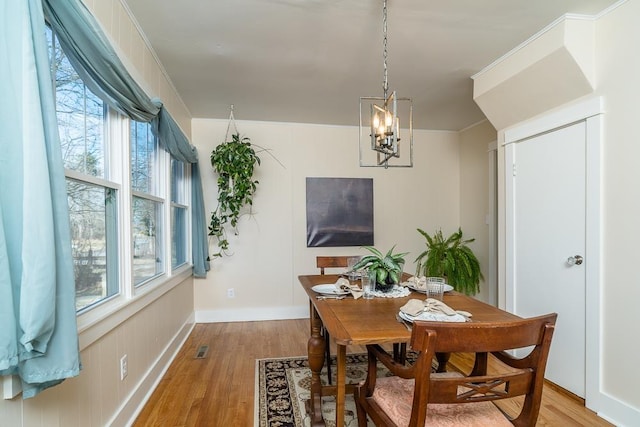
left=170, top=159, right=190, bottom=271
left=46, top=24, right=194, bottom=332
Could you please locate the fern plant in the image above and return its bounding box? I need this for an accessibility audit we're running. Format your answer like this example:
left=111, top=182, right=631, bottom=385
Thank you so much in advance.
left=208, top=133, right=260, bottom=258
left=414, top=228, right=483, bottom=295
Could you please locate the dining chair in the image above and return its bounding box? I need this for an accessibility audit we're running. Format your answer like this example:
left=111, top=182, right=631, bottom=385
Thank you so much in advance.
left=316, top=256, right=352, bottom=275
left=316, top=256, right=353, bottom=384
left=354, top=313, right=557, bottom=427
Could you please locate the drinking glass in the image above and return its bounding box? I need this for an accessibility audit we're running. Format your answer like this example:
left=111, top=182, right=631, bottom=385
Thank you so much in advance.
left=347, top=256, right=360, bottom=282
left=361, top=275, right=373, bottom=299
left=426, top=282, right=444, bottom=301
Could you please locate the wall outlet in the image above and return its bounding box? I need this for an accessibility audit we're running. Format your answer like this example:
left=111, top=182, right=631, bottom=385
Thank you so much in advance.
left=227, top=288, right=235, bottom=298
left=120, top=354, right=128, bottom=380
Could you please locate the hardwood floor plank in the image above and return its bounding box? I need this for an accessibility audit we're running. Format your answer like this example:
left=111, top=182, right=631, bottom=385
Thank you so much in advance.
left=133, top=320, right=611, bottom=426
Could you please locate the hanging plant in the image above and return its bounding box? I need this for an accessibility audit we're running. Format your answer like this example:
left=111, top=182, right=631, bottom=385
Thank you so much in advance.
left=208, top=133, right=260, bottom=258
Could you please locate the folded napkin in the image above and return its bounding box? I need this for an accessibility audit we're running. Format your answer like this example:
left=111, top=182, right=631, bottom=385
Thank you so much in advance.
left=399, top=298, right=470, bottom=322
left=334, top=277, right=364, bottom=300
left=399, top=299, right=426, bottom=316
left=405, top=276, right=427, bottom=290
left=404, top=276, right=447, bottom=291
left=424, top=298, right=457, bottom=315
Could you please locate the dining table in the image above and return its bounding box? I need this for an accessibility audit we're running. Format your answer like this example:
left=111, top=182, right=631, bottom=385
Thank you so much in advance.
left=298, top=273, right=522, bottom=427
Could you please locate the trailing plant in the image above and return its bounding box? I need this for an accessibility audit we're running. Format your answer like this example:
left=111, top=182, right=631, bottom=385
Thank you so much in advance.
left=414, top=227, right=483, bottom=295
left=353, top=245, right=407, bottom=292
left=208, top=133, right=260, bottom=258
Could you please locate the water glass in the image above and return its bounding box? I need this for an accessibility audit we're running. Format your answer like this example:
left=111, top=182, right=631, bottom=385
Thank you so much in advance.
left=361, top=275, right=374, bottom=299
left=426, top=282, right=444, bottom=301
left=347, top=256, right=360, bottom=281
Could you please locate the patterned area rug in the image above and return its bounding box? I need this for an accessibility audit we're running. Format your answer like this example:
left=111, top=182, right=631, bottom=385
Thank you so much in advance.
left=255, top=352, right=418, bottom=427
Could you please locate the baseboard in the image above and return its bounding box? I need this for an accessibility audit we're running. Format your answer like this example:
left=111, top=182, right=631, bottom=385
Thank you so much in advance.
left=106, top=312, right=196, bottom=427
left=593, top=390, right=640, bottom=427
left=195, top=305, right=309, bottom=323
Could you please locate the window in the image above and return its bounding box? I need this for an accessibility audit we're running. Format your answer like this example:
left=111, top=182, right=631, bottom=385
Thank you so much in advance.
left=47, top=25, right=191, bottom=315
left=171, top=159, right=188, bottom=269
left=130, top=121, right=164, bottom=285
left=49, top=27, right=119, bottom=312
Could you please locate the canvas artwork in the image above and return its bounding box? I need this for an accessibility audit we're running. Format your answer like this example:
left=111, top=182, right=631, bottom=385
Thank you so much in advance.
left=306, top=177, right=374, bottom=247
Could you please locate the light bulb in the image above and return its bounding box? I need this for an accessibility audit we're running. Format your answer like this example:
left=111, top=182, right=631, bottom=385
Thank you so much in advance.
left=385, top=111, right=393, bottom=128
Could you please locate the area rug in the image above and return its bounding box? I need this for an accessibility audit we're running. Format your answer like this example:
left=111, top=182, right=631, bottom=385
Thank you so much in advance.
left=255, top=352, right=419, bottom=427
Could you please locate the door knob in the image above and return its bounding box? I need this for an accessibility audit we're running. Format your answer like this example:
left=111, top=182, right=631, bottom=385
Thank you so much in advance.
left=567, top=255, right=583, bottom=266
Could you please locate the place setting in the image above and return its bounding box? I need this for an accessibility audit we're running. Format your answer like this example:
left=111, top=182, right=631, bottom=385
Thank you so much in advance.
left=403, top=275, right=454, bottom=294
left=312, top=277, right=364, bottom=300
left=398, top=298, right=472, bottom=323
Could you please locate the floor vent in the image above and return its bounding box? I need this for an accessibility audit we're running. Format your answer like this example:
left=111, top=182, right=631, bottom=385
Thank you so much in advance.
left=195, top=345, right=209, bottom=359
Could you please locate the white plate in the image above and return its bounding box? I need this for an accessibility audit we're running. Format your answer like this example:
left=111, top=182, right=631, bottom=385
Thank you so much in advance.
left=406, top=283, right=454, bottom=293
left=312, top=284, right=349, bottom=295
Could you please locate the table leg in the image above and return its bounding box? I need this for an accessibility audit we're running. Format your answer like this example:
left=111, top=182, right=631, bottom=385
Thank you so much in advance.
left=469, top=352, right=488, bottom=376
left=436, top=352, right=450, bottom=373
left=335, top=344, right=346, bottom=427
left=307, top=303, right=325, bottom=426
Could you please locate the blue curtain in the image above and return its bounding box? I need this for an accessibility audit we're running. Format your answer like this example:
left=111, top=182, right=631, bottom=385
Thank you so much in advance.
left=0, top=0, right=80, bottom=397
left=43, top=0, right=210, bottom=276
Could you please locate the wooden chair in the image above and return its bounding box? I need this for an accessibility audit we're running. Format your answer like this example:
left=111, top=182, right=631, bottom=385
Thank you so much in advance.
left=316, top=256, right=352, bottom=384
left=354, top=313, right=557, bottom=427
left=317, top=256, right=352, bottom=275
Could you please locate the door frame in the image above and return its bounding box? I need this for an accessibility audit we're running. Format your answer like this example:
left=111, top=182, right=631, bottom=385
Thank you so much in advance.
left=503, top=97, right=603, bottom=410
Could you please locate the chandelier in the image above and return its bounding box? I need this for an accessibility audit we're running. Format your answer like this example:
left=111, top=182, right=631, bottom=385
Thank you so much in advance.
left=359, top=0, right=413, bottom=168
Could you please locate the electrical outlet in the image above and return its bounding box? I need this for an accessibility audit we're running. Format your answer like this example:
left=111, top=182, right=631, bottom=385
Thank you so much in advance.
left=120, top=354, right=128, bottom=380
left=227, top=288, right=235, bottom=298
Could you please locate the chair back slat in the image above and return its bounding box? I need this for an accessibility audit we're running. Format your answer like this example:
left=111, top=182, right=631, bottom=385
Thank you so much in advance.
left=316, top=256, right=351, bottom=275
left=411, top=313, right=557, bottom=354
left=428, top=370, right=533, bottom=404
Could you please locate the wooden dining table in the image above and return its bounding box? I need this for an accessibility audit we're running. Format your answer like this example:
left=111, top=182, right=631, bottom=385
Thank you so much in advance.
left=298, top=274, right=521, bottom=427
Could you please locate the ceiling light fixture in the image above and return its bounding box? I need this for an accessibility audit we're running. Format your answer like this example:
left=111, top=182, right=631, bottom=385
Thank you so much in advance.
left=359, top=0, right=413, bottom=168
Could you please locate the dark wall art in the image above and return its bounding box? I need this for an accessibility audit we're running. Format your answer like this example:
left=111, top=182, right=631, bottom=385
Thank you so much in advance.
left=306, top=177, right=374, bottom=247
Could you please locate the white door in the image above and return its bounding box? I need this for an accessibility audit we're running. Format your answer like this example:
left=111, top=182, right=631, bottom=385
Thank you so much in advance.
left=510, top=121, right=586, bottom=397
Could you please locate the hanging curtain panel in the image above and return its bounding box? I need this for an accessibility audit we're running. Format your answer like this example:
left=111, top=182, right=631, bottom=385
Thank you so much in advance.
left=0, top=0, right=80, bottom=398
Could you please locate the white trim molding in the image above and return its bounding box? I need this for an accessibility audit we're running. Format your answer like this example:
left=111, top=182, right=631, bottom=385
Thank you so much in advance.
left=196, top=306, right=309, bottom=323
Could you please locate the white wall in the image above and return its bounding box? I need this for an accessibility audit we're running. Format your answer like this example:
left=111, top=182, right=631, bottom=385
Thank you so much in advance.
left=460, top=120, right=497, bottom=304
left=192, top=119, right=471, bottom=321
left=593, top=0, right=640, bottom=422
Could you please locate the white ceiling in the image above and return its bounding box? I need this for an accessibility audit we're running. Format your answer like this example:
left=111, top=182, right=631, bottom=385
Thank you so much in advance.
left=123, top=0, right=618, bottom=131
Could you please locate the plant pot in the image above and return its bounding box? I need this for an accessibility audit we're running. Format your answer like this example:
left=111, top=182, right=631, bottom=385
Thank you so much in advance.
left=375, top=281, right=395, bottom=293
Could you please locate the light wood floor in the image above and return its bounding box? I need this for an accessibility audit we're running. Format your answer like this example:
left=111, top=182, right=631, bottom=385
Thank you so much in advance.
left=133, top=320, right=612, bottom=426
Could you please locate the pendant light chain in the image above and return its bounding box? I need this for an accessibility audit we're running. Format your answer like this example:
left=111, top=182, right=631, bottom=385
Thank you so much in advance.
left=359, top=0, right=413, bottom=168
left=382, top=0, right=388, bottom=99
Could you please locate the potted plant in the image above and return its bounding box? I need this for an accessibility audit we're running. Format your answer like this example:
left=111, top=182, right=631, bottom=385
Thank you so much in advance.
left=208, top=133, right=260, bottom=258
left=353, top=246, right=407, bottom=293
left=414, top=228, right=483, bottom=295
